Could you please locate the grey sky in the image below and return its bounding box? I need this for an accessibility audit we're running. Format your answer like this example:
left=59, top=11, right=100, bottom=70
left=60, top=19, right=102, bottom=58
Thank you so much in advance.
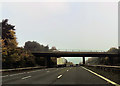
left=1, top=2, right=118, bottom=64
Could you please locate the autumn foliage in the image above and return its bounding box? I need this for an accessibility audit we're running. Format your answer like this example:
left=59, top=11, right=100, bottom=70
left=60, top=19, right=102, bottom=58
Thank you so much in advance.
left=1, top=19, right=35, bottom=69
left=1, top=19, right=57, bottom=69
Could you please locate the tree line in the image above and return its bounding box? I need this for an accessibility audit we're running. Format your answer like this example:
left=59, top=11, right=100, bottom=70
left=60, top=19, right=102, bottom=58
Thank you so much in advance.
left=86, top=47, right=120, bottom=66
left=1, top=19, right=57, bottom=69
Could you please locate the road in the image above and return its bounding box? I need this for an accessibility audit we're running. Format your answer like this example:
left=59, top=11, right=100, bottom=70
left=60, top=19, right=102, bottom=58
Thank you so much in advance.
left=2, top=66, right=116, bottom=86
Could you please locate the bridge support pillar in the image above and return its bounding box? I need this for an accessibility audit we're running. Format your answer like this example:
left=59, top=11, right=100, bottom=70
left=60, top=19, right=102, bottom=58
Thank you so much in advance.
left=83, top=57, right=85, bottom=65
left=109, top=56, right=113, bottom=65
left=45, top=57, right=52, bottom=68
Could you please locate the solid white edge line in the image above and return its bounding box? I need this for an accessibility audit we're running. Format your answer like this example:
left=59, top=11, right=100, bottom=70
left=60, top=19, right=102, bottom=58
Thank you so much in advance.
left=22, top=76, right=31, bottom=80
left=81, top=66, right=120, bottom=86
left=57, top=75, right=62, bottom=79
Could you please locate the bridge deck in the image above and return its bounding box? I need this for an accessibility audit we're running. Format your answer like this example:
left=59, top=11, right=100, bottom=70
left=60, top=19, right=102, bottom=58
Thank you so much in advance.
left=32, top=51, right=119, bottom=57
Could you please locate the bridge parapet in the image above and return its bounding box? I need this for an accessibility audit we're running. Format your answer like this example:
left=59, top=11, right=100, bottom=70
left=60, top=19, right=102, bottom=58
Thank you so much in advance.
left=57, top=49, right=106, bottom=52
left=31, top=51, right=118, bottom=57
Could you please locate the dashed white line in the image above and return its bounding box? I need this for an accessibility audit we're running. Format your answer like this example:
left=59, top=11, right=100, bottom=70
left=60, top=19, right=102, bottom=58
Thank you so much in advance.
left=31, top=70, right=38, bottom=72
left=22, top=76, right=31, bottom=80
left=82, top=66, right=120, bottom=86
left=2, top=69, right=43, bottom=77
left=47, top=71, right=50, bottom=72
left=9, top=74, right=18, bottom=76
left=57, top=75, right=62, bottom=79
left=2, top=72, right=25, bottom=77
left=2, top=75, right=8, bottom=77
left=19, top=72, right=25, bottom=74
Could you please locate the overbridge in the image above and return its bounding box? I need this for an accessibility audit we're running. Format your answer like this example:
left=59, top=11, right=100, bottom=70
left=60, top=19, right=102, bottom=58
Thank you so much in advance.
left=32, top=51, right=119, bottom=67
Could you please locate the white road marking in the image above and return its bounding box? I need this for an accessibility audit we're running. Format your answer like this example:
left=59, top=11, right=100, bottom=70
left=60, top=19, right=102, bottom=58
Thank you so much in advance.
left=57, top=75, right=62, bottom=79
left=2, top=69, right=44, bottom=77
left=9, top=74, right=19, bottom=76
left=67, top=70, right=69, bottom=71
left=2, top=72, right=25, bottom=77
left=82, top=66, right=120, bottom=86
left=19, top=73, right=25, bottom=74
left=2, top=75, right=8, bottom=77
left=47, top=71, right=50, bottom=72
left=22, top=76, right=31, bottom=80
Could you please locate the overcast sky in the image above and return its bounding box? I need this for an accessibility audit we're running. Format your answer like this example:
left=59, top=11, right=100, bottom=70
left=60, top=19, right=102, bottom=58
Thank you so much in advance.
left=1, top=2, right=118, bottom=64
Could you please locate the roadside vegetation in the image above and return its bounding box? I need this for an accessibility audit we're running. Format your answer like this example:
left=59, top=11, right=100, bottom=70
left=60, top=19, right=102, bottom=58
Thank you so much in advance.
left=1, top=19, right=57, bottom=69
left=86, top=47, right=120, bottom=66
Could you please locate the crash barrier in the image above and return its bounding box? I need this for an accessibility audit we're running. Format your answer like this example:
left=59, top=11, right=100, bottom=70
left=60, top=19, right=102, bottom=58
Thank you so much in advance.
left=0, top=66, right=47, bottom=72
left=84, top=65, right=120, bottom=73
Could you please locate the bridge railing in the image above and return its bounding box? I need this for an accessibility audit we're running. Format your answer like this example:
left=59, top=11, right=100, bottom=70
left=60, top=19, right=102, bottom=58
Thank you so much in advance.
left=57, top=49, right=106, bottom=52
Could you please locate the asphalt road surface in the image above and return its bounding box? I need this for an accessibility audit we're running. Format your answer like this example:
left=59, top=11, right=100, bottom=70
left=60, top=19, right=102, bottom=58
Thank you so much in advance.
left=2, top=66, right=116, bottom=86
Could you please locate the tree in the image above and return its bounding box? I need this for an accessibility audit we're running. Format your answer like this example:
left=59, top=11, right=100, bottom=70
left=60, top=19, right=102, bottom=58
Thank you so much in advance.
left=86, top=47, right=120, bottom=66
left=24, top=41, right=49, bottom=52
left=1, top=19, right=18, bottom=48
left=107, top=47, right=119, bottom=65
left=50, top=46, right=57, bottom=51
left=1, top=19, right=18, bottom=68
left=1, top=19, right=36, bottom=69
left=1, top=19, right=58, bottom=68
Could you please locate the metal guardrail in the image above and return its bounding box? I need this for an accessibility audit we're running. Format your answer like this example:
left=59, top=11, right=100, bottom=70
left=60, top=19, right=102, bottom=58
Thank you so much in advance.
left=86, top=65, right=120, bottom=68
left=85, top=65, right=120, bottom=72
left=0, top=66, right=47, bottom=72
